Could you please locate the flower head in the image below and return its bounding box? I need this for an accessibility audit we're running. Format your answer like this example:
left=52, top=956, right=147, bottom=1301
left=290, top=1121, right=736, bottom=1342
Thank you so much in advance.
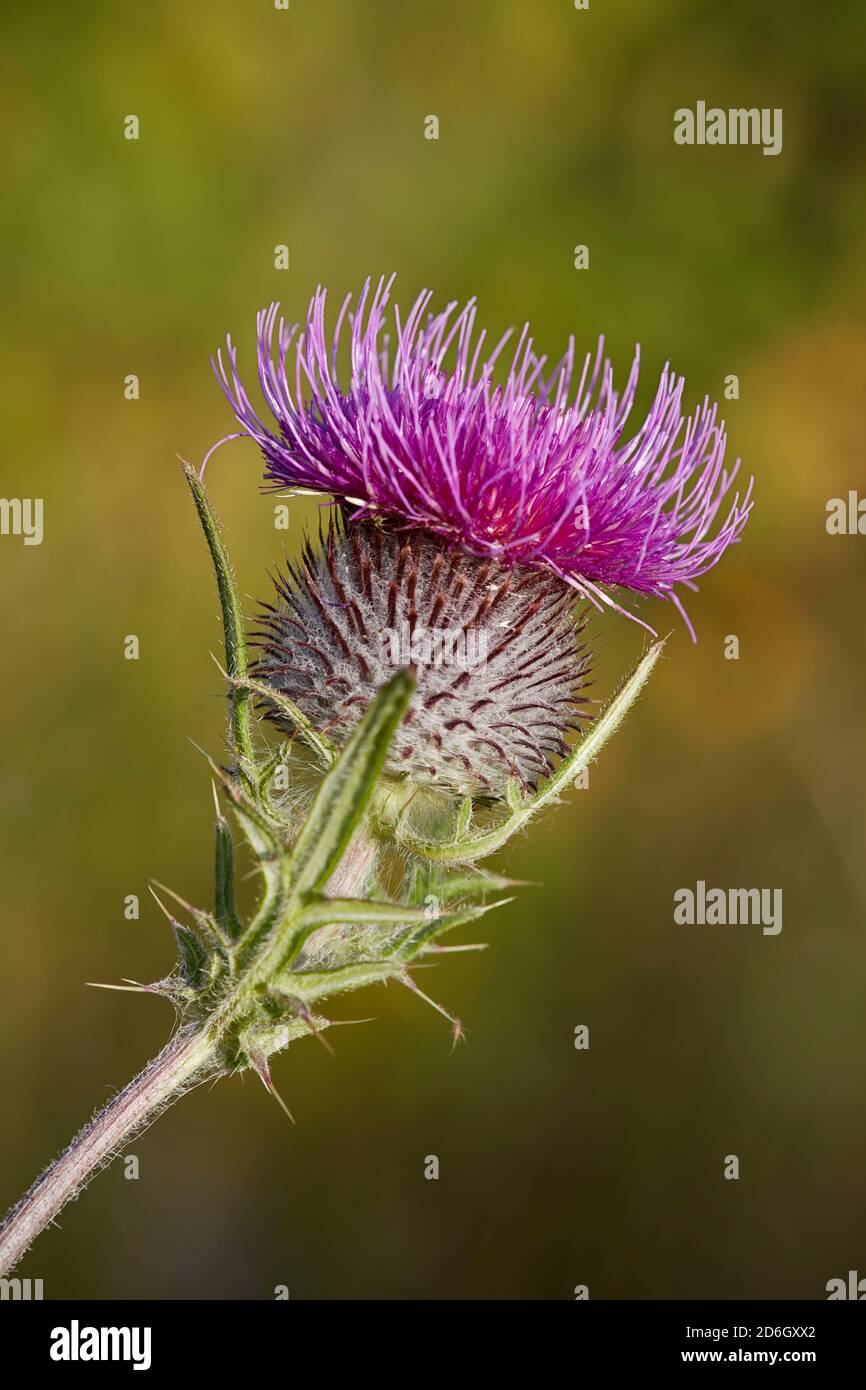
left=211, top=275, right=752, bottom=637
left=254, top=514, right=591, bottom=798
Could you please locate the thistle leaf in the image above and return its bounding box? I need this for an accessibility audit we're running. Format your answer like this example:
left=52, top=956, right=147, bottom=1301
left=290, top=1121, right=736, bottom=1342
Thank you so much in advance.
left=225, top=776, right=293, bottom=968
left=397, top=640, right=665, bottom=864
left=455, top=796, right=473, bottom=836
left=432, top=870, right=525, bottom=903
left=392, top=897, right=512, bottom=960
left=173, top=923, right=209, bottom=990
left=274, top=895, right=435, bottom=974
left=285, top=670, right=414, bottom=899
left=524, top=638, right=665, bottom=816
left=298, top=896, right=433, bottom=930
left=256, top=748, right=290, bottom=821
left=183, top=462, right=253, bottom=766
left=283, top=960, right=399, bottom=1004
left=225, top=671, right=337, bottom=768
left=214, top=813, right=242, bottom=940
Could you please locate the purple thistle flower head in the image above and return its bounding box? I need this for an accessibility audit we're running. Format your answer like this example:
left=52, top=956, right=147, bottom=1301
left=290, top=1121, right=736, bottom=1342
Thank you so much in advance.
left=210, top=275, right=752, bottom=639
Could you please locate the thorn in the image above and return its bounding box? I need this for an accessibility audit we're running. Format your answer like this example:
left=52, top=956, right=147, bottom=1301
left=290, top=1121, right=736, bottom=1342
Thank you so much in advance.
left=149, top=880, right=201, bottom=921
left=209, top=650, right=231, bottom=682
left=249, top=1049, right=295, bottom=1124
left=267, top=1076, right=296, bottom=1125
left=293, top=1001, right=336, bottom=1057
left=147, top=883, right=176, bottom=924
left=327, top=1016, right=377, bottom=1028
left=400, top=972, right=461, bottom=1040
left=86, top=980, right=153, bottom=993
left=423, top=942, right=490, bottom=954
left=211, top=778, right=222, bottom=818
left=187, top=739, right=234, bottom=790
left=211, top=652, right=263, bottom=697
left=187, top=736, right=213, bottom=764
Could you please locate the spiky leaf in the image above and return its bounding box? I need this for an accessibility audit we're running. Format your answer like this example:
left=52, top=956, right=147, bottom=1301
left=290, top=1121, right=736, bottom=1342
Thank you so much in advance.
left=184, top=462, right=253, bottom=765
left=173, top=923, right=209, bottom=990
left=285, top=670, right=414, bottom=899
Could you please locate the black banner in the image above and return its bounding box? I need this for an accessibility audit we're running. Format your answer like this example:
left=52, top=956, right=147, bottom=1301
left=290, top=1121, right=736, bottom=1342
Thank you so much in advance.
left=0, top=1299, right=861, bottom=1373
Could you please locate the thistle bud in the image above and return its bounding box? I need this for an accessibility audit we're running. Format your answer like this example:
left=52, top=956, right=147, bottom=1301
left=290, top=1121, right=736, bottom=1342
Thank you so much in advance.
left=254, top=518, right=591, bottom=799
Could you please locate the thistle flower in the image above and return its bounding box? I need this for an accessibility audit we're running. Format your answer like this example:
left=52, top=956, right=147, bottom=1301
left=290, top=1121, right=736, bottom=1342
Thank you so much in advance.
left=212, top=277, right=751, bottom=803
left=0, top=283, right=752, bottom=1280
left=211, top=275, right=753, bottom=635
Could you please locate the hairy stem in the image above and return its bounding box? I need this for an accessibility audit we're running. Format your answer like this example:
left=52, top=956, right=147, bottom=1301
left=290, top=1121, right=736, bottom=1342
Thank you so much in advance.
left=0, top=1026, right=219, bottom=1277
left=291, top=826, right=379, bottom=968
left=324, top=827, right=378, bottom=899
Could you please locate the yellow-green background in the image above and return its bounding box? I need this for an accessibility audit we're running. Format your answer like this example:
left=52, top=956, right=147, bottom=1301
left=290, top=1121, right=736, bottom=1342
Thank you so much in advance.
left=2, top=0, right=865, bottom=1299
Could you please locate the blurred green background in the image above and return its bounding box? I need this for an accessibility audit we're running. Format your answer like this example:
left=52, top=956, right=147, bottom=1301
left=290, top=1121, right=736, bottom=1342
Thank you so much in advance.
left=2, top=0, right=865, bottom=1300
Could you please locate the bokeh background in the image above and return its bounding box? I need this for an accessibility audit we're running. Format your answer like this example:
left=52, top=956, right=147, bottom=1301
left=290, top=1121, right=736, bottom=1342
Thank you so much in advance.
left=2, top=0, right=865, bottom=1300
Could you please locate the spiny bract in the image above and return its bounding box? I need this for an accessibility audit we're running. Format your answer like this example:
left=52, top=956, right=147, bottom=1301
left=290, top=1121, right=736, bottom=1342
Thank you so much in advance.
left=253, top=516, right=592, bottom=799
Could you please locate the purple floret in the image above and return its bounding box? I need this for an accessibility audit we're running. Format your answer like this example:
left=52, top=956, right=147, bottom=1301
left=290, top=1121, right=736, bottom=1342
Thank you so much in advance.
left=210, top=275, right=752, bottom=637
